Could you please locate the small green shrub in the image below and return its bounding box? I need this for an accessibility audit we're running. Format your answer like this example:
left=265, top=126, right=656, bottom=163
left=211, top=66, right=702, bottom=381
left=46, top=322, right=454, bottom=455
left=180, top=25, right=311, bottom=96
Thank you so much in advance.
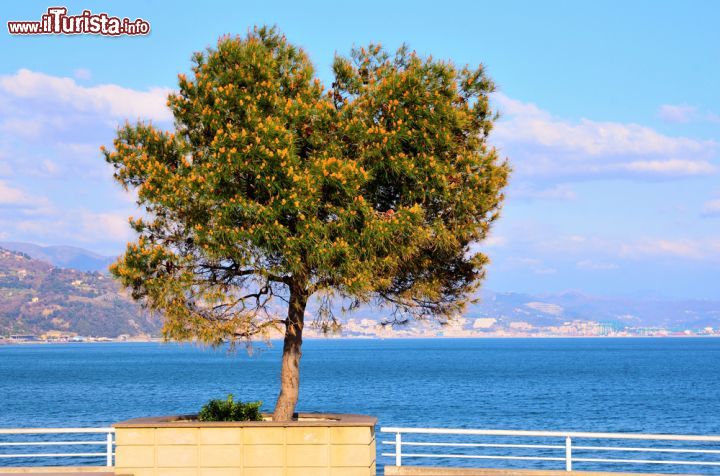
left=197, top=394, right=263, bottom=422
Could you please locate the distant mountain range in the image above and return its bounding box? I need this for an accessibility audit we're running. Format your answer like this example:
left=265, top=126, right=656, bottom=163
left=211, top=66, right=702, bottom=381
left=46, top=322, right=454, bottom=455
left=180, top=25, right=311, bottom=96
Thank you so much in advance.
left=467, top=290, right=720, bottom=330
left=339, top=289, right=720, bottom=332
left=0, top=242, right=718, bottom=338
left=0, top=246, right=160, bottom=337
left=0, top=242, right=115, bottom=272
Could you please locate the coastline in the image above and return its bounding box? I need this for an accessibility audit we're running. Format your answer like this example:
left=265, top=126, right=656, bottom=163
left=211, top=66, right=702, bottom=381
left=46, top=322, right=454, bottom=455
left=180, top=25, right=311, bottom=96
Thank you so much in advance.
left=2, top=334, right=720, bottom=347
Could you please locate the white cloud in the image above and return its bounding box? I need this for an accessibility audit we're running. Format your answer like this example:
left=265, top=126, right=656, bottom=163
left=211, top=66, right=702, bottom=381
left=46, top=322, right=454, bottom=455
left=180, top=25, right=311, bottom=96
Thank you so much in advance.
left=41, top=160, right=59, bottom=175
left=619, top=159, right=716, bottom=176
left=0, top=118, right=44, bottom=139
left=702, top=199, right=720, bottom=217
left=492, top=93, right=717, bottom=181
left=6, top=208, right=135, bottom=254
left=58, top=142, right=101, bottom=156
left=73, top=68, right=92, bottom=81
left=495, top=94, right=711, bottom=156
left=576, top=259, right=619, bottom=271
left=494, top=223, right=720, bottom=264
left=538, top=234, right=720, bottom=262
left=500, top=256, right=556, bottom=275
left=0, top=71, right=157, bottom=253
left=0, top=69, right=172, bottom=122
left=658, top=104, right=697, bottom=123
left=116, top=188, right=139, bottom=205
left=657, top=104, right=720, bottom=124
left=621, top=239, right=708, bottom=260
left=0, top=159, right=10, bottom=176
left=0, top=180, right=51, bottom=211
left=483, top=235, right=507, bottom=247
left=506, top=257, right=542, bottom=267
left=0, top=70, right=174, bottom=184
left=79, top=211, right=134, bottom=242
left=512, top=183, right=576, bottom=201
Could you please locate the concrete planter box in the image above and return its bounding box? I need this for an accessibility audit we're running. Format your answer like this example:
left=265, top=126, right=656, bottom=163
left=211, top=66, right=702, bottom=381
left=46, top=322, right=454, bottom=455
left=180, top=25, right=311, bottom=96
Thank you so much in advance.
left=113, top=413, right=377, bottom=476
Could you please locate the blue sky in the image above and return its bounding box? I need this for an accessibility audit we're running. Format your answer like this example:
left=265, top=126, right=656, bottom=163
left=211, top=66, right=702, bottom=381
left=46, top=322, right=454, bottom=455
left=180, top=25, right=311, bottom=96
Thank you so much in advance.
left=0, top=1, right=718, bottom=299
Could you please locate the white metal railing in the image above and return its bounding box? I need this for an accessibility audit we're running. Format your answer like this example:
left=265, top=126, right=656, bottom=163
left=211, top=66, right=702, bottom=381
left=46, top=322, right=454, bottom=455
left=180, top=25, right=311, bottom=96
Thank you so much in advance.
left=0, top=428, right=115, bottom=467
left=381, top=427, right=720, bottom=473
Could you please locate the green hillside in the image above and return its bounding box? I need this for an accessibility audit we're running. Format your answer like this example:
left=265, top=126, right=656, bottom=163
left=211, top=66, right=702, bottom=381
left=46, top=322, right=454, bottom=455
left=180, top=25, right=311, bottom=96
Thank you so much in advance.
left=0, top=247, right=160, bottom=337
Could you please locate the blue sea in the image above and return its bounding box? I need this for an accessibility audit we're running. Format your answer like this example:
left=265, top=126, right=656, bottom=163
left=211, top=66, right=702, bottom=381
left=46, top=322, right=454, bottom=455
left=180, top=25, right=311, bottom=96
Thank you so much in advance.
left=1, top=338, right=720, bottom=473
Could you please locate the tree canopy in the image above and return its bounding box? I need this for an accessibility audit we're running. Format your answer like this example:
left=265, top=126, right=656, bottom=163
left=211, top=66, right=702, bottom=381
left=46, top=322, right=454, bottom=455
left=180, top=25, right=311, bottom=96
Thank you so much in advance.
left=104, top=26, right=509, bottom=420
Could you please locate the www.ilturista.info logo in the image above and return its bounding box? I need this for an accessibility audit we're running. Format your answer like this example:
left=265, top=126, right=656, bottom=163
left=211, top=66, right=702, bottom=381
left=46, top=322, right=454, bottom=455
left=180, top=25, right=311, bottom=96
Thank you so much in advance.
left=7, top=7, right=150, bottom=36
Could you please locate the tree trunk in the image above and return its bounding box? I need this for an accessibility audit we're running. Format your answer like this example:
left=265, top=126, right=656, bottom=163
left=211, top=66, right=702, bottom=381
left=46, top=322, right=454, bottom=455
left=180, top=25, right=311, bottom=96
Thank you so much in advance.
left=272, top=279, right=308, bottom=421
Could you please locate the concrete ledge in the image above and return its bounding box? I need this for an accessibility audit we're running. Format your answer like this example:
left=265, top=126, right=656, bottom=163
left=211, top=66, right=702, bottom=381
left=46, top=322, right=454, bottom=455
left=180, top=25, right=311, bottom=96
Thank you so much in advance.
left=114, top=413, right=377, bottom=428
left=384, top=467, right=683, bottom=476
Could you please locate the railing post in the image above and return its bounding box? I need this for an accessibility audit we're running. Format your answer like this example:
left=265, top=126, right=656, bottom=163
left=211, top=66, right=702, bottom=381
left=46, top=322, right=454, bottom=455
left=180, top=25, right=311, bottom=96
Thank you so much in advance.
left=395, top=432, right=402, bottom=467
left=565, top=436, right=572, bottom=472
left=106, top=431, right=113, bottom=467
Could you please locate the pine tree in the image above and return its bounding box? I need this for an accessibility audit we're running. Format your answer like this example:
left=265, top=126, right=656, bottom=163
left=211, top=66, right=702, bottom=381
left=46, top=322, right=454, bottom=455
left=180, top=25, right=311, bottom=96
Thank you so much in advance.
left=104, top=26, right=510, bottom=421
